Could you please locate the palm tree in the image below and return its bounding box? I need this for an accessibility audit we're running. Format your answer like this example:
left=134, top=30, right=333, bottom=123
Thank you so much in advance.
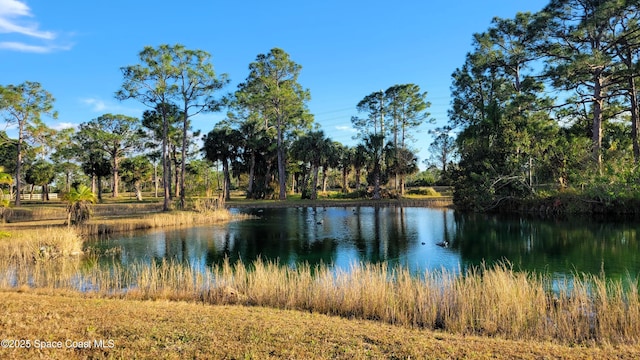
left=203, top=126, right=241, bottom=201
left=352, top=144, right=368, bottom=192
left=63, top=185, right=97, bottom=227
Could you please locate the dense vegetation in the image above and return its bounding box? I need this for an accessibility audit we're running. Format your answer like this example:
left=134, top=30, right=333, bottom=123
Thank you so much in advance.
left=451, top=1, right=640, bottom=212
left=1, top=0, right=640, bottom=214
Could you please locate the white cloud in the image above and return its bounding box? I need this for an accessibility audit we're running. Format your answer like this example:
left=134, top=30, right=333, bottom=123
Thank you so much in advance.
left=0, top=0, right=70, bottom=53
left=52, top=122, right=77, bottom=131
left=0, top=41, right=50, bottom=53
left=336, top=125, right=357, bottom=133
left=81, top=98, right=108, bottom=112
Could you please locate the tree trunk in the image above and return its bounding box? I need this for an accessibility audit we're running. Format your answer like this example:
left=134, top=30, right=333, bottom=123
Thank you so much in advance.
left=180, top=106, right=188, bottom=209
left=134, top=181, right=143, bottom=201
left=222, top=158, right=231, bottom=201
left=592, top=72, right=604, bottom=172
left=276, top=125, right=287, bottom=200
left=162, top=112, right=170, bottom=211
left=247, top=151, right=256, bottom=198
left=310, top=163, right=319, bottom=200
left=321, top=167, right=328, bottom=193
left=630, top=74, right=640, bottom=163
left=342, top=167, right=350, bottom=194
left=14, top=126, right=22, bottom=206
left=112, top=155, right=119, bottom=198
left=91, top=174, right=97, bottom=195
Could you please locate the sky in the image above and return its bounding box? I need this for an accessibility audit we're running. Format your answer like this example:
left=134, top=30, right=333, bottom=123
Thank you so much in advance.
left=1, top=0, right=550, bottom=168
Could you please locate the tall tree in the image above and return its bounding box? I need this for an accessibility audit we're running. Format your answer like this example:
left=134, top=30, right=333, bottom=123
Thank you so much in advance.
left=203, top=126, right=241, bottom=201
left=428, top=126, right=457, bottom=174
left=352, top=91, right=386, bottom=139
left=171, top=45, right=228, bottom=208
left=450, top=13, right=556, bottom=210
left=76, top=114, right=141, bottom=198
left=352, top=144, right=368, bottom=192
left=610, top=3, right=640, bottom=162
left=121, top=155, right=153, bottom=201
left=362, top=134, right=385, bottom=199
left=384, top=84, right=430, bottom=191
left=50, top=127, right=79, bottom=193
left=24, top=160, right=55, bottom=201
left=140, top=103, right=184, bottom=198
left=337, top=144, right=353, bottom=194
left=0, top=81, right=56, bottom=206
left=537, top=0, right=631, bottom=169
left=117, top=45, right=178, bottom=211
left=236, top=48, right=313, bottom=200
left=291, top=130, right=332, bottom=200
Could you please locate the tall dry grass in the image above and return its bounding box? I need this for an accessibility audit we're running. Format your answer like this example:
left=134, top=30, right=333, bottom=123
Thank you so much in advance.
left=1, top=254, right=638, bottom=346
left=0, top=228, right=82, bottom=261
left=79, top=209, right=239, bottom=235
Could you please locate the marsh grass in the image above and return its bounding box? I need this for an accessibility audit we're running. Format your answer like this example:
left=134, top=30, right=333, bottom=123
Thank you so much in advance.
left=0, top=228, right=82, bottom=261
left=1, top=249, right=638, bottom=346
left=78, top=209, right=239, bottom=235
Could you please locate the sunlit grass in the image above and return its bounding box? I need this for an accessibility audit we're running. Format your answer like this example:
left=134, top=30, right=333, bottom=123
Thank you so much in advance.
left=1, top=247, right=638, bottom=346
left=0, top=228, right=83, bottom=261
left=78, top=208, right=240, bottom=235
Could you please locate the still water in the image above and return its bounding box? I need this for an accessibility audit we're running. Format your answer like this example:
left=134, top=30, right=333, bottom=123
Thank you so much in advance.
left=88, top=206, right=640, bottom=280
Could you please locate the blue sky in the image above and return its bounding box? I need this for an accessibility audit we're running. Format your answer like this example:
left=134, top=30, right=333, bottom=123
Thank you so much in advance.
left=1, top=0, right=549, bottom=167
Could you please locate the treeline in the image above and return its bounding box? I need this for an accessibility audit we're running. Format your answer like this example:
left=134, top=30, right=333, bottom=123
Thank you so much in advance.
left=449, top=0, right=640, bottom=211
left=4, top=0, right=636, bottom=213
left=0, top=47, right=432, bottom=208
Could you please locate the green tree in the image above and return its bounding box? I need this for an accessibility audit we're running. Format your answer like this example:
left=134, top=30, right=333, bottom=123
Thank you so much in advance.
left=385, top=144, right=419, bottom=195
left=0, top=81, right=57, bottom=206
left=50, top=127, right=79, bottom=193
left=120, top=155, right=153, bottom=201
left=337, top=144, right=354, bottom=194
left=76, top=114, right=141, bottom=198
left=236, top=48, right=313, bottom=200
left=352, top=144, right=368, bottom=192
left=140, top=103, right=185, bottom=198
left=203, top=126, right=241, bottom=201
left=172, top=45, right=228, bottom=208
left=24, top=160, right=55, bottom=201
left=63, top=184, right=96, bottom=227
left=362, top=134, right=385, bottom=199
left=384, top=84, right=431, bottom=191
left=428, top=126, right=457, bottom=174
left=450, top=13, right=555, bottom=210
left=291, top=130, right=333, bottom=200
left=80, top=151, right=111, bottom=201
left=117, top=45, right=179, bottom=211
left=537, top=0, right=632, bottom=170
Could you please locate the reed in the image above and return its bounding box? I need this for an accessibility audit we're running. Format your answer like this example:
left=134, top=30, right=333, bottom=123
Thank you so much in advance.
left=78, top=209, right=238, bottom=235
left=1, top=254, right=638, bottom=346
left=0, top=228, right=82, bottom=261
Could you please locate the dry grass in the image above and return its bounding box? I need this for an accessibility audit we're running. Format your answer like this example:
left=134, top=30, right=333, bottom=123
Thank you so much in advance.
left=0, top=228, right=82, bottom=261
left=1, top=253, right=638, bottom=347
left=4, top=290, right=638, bottom=360
left=78, top=209, right=238, bottom=235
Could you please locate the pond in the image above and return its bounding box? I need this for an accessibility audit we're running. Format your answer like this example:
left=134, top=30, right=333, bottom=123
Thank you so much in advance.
left=87, top=206, right=640, bottom=280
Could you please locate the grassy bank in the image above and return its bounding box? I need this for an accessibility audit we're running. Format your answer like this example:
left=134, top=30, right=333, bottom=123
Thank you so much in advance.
left=1, top=208, right=240, bottom=237
left=77, top=209, right=238, bottom=235
left=1, top=290, right=637, bottom=360
left=1, top=235, right=638, bottom=347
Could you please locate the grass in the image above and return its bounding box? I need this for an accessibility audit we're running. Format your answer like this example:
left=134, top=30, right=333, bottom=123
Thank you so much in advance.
left=4, top=291, right=638, bottom=360
left=77, top=209, right=239, bottom=235
left=0, top=228, right=82, bottom=261
left=1, top=233, right=638, bottom=347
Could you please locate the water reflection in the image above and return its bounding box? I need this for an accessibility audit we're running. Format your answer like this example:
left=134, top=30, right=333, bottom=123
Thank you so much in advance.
left=88, top=207, right=640, bottom=280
